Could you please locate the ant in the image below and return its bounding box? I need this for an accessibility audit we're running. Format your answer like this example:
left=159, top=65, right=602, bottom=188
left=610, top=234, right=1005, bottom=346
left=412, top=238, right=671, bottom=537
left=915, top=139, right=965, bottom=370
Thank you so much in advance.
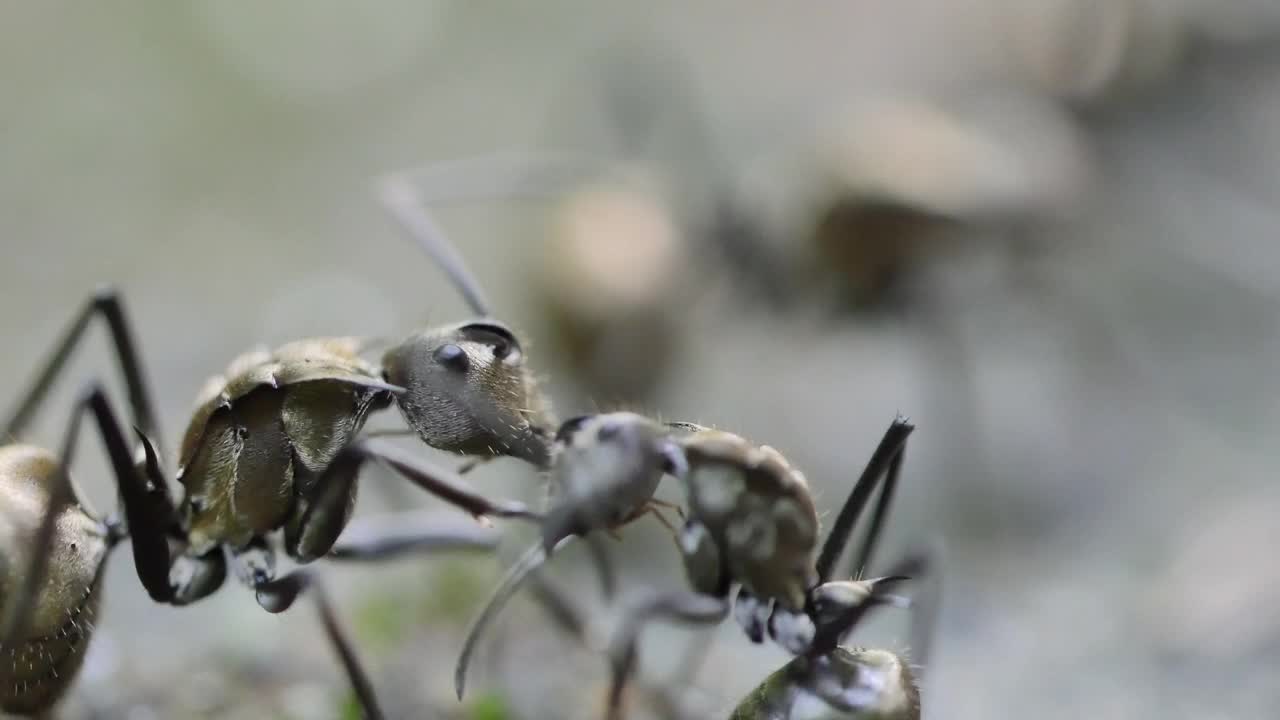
left=0, top=164, right=571, bottom=717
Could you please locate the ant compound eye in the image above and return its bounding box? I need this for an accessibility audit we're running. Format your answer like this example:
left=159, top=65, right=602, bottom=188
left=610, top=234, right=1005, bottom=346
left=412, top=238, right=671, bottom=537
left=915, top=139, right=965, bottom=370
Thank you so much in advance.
left=458, top=322, right=521, bottom=363
left=490, top=336, right=512, bottom=360
left=596, top=420, right=622, bottom=442
left=555, top=415, right=592, bottom=444
left=433, top=343, right=470, bottom=372
left=660, top=443, right=689, bottom=477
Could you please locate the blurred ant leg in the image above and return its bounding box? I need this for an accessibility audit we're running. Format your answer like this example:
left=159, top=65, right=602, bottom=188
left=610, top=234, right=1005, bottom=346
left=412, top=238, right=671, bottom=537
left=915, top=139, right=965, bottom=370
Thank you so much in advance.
left=607, top=590, right=728, bottom=720
left=647, top=498, right=685, bottom=521
left=525, top=572, right=590, bottom=644
left=807, top=552, right=928, bottom=658
left=454, top=537, right=570, bottom=700
left=526, top=574, right=699, bottom=720
left=454, top=532, right=615, bottom=700
left=129, top=432, right=200, bottom=603
left=581, top=530, right=617, bottom=599
left=3, top=289, right=164, bottom=453
left=538, top=503, right=618, bottom=596
left=255, top=570, right=385, bottom=720
left=284, top=444, right=522, bottom=566
left=350, top=439, right=543, bottom=522
left=814, top=417, right=915, bottom=583
left=632, top=503, right=681, bottom=542
left=327, top=510, right=501, bottom=561
left=907, top=542, right=943, bottom=679
left=0, top=384, right=172, bottom=651
left=284, top=450, right=362, bottom=564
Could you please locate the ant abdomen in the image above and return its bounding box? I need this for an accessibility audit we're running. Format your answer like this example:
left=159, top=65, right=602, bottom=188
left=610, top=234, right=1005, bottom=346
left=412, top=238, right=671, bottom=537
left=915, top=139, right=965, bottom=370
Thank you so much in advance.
left=0, top=445, right=107, bottom=716
left=678, top=430, right=820, bottom=611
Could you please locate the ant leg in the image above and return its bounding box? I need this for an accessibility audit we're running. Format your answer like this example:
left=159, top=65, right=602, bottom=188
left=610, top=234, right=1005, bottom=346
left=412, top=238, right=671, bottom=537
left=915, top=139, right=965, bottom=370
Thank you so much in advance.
left=814, top=417, right=914, bottom=583
left=525, top=572, right=591, bottom=644
left=647, top=497, right=686, bottom=521
left=1, top=385, right=174, bottom=651
left=608, top=500, right=681, bottom=544
left=327, top=510, right=500, bottom=561
left=348, top=439, right=543, bottom=522
left=453, top=532, right=614, bottom=700
left=284, top=448, right=515, bottom=565
left=4, top=289, right=164, bottom=454
left=455, top=540, right=551, bottom=700
left=255, top=569, right=385, bottom=720
left=525, top=575, right=699, bottom=720
left=907, top=542, right=943, bottom=680
left=640, top=504, right=682, bottom=543
left=607, top=590, right=728, bottom=720
left=581, top=531, right=617, bottom=598
left=537, top=500, right=619, bottom=597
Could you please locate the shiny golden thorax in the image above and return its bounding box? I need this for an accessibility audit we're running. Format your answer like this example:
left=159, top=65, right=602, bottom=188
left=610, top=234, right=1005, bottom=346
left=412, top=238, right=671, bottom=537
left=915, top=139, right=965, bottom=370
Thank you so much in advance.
left=176, top=338, right=393, bottom=554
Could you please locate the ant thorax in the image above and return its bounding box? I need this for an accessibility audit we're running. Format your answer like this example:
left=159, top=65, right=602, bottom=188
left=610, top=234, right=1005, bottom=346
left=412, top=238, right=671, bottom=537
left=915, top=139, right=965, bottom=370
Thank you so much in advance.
left=175, top=339, right=393, bottom=555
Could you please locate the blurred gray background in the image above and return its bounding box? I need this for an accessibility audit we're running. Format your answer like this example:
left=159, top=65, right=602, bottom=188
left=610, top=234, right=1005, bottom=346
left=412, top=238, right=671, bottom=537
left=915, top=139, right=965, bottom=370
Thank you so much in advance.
left=3, top=2, right=1279, bottom=719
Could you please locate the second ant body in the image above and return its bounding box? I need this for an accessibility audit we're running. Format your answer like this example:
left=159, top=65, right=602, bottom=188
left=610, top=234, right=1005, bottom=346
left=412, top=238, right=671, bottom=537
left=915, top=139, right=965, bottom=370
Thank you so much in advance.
left=454, top=413, right=928, bottom=720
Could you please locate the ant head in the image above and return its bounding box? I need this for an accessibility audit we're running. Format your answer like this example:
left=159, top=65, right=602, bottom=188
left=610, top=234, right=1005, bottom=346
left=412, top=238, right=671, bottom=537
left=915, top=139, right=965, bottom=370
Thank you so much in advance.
left=382, top=320, right=553, bottom=467
left=541, top=412, right=683, bottom=546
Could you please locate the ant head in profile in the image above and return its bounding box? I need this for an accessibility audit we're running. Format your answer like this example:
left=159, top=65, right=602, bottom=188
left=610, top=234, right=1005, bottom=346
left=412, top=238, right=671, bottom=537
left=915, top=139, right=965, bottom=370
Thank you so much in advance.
left=541, top=412, right=686, bottom=548
left=384, top=319, right=553, bottom=467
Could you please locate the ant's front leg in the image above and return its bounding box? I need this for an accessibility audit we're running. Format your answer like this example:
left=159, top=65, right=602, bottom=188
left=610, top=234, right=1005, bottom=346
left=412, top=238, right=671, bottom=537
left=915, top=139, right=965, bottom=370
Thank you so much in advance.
left=254, top=568, right=385, bottom=720
left=1, top=385, right=174, bottom=651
